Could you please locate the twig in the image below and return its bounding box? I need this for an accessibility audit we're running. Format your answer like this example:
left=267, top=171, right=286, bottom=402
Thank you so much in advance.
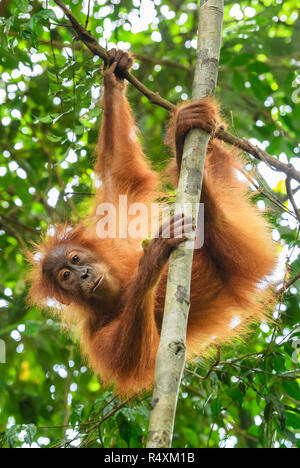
left=276, top=271, right=300, bottom=297
left=185, top=347, right=221, bottom=380
left=84, top=397, right=132, bottom=436
left=0, top=220, right=27, bottom=249
left=64, top=191, right=94, bottom=198
left=283, top=184, right=300, bottom=203
left=0, top=214, right=36, bottom=235
left=216, top=130, right=300, bottom=183
left=84, top=0, right=92, bottom=29
left=37, top=135, right=80, bottom=219
left=286, top=177, right=300, bottom=223
left=53, top=0, right=171, bottom=110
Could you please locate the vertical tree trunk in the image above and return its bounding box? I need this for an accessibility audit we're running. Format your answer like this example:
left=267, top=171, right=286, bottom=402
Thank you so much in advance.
left=147, top=0, right=224, bottom=449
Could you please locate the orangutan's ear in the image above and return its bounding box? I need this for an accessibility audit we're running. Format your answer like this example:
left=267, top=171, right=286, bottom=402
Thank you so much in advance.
left=61, top=297, right=71, bottom=306
left=55, top=291, right=71, bottom=306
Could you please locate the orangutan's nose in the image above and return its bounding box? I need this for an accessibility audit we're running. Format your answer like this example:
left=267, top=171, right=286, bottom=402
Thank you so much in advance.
left=81, top=267, right=90, bottom=280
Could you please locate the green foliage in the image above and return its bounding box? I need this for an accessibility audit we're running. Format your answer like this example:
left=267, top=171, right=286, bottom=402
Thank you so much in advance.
left=0, top=0, right=299, bottom=448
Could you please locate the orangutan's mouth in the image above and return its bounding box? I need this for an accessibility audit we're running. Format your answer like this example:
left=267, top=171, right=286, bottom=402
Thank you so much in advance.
left=91, top=274, right=104, bottom=294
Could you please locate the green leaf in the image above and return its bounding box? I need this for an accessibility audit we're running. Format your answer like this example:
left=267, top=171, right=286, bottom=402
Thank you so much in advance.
left=88, top=107, right=102, bottom=119
left=264, top=401, right=273, bottom=423
left=47, top=134, right=64, bottom=142
left=181, top=427, right=199, bottom=447
left=16, top=0, right=29, bottom=14
left=247, top=62, right=270, bottom=74
left=116, top=413, right=132, bottom=447
left=74, top=125, right=85, bottom=136
left=34, top=9, right=58, bottom=23
left=39, top=115, right=53, bottom=124
left=286, top=412, right=300, bottom=430
left=227, top=387, right=243, bottom=406
left=6, top=424, right=37, bottom=445
left=23, top=321, right=42, bottom=337
left=282, top=381, right=300, bottom=401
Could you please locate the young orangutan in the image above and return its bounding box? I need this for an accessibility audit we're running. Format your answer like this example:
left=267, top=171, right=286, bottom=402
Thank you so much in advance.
left=27, top=49, right=276, bottom=395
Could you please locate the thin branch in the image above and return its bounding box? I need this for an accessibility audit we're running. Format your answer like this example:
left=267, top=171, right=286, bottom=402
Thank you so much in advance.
left=185, top=347, right=221, bottom=381
left=36, top=135, right=80, bottom=219
left=0, top=213, right=36, bottom=235
left=53, top=0, right=172, bottom=110
left=286, top=177, right=300, bottom=223
left=237, top=165, right=296, bottom=218
left=283, top=184, right=300, bottom=203
left=52, top=0, right=300, bottom=184
left=64, top=191, right=94, bottom=199
left=83, top=397, right=132, bottom=437
left=276, top=271, right=300, bottom=297
left=37, top=39, right=300, bottom=73
left=0, top=220, right=27, bottom=249
left=215, top=128, right=300, bottom=184
left=84, top=0, right=92, bottom=29
left=2, top=148, right=55, bottom=217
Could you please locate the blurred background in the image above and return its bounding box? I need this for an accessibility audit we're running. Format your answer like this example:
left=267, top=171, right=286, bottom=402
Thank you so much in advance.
left=0, top=0, right=299, bottom=448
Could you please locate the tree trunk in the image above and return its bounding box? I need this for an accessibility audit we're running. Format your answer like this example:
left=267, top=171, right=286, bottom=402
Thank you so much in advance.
left=147, top=0, right=224, bottom=449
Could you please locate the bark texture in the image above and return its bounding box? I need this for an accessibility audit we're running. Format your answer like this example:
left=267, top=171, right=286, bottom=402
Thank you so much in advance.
left=147, top=0, right=224, bottom=449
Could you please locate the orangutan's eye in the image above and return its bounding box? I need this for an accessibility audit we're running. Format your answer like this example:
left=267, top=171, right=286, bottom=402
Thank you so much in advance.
left=62, top=270, right=71, bottom=280
left=72, top=255, right=79, bottom=264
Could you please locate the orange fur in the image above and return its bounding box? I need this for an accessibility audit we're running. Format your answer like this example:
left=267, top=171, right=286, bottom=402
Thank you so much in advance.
left=27, top=53, right=277, bottom=396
